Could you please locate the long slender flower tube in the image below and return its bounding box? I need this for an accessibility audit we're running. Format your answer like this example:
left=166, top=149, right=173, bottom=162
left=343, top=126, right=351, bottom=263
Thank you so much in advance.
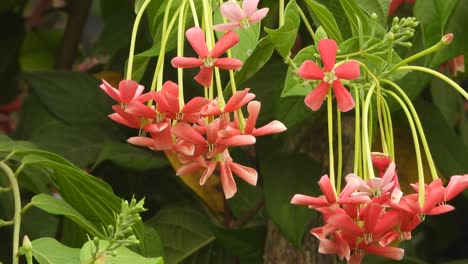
left=297, top=39, right=360, bottom=112
left=213, top=0, right=269, bottom=31
left=171, top=27, right=243, bottom=87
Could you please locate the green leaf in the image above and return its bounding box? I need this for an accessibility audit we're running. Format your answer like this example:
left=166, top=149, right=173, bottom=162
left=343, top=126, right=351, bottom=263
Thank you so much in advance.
left=0, top=134, right=14, bottom=152
left=430, top=77, right=464, bottom=125
left=234, top=37, right=275, bottom=86
left=339, top=0, right=371, bottom=37
left=20, top=30, right=62, bottom=71
left=304, top=0, right=343, bottom=43
left=143, top=226, right=165, bottom=258
left=92, top=141, right=169, bottom=171
left=260, top=152, right=320, bottom=247
left=80, top=240, right=163, bottom=264
left=31, top=237, right=81, bottom=264
left=265, top=0, right=300, bottom=58
left=135, top=0, right=146, bottom=14
left=213, top=225, right=266, bottom=262
left=356, top=0, right=389, bottom=26
left=147, top=204, right=215, bottom=264
left=31, top=193, right=104, bottom=237
left=274, top=96, right=313, bottom=128
left=129, top=54, right=150, bottom=82
left=180, top=242, right=229, bottom=264
left=281, top=45, right=316, bottom=97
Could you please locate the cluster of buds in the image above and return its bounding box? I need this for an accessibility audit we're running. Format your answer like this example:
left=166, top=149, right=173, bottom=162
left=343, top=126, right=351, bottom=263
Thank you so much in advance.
left=99, top=0, right=285, bottom=199
left=292, top=154, right=468, bottom=263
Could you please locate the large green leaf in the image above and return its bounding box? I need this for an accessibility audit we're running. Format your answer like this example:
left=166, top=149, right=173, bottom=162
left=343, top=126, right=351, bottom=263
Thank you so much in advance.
left=212, top=225, right=266, bottom=262
left=80, top=240, right=163, bottom=264
left=356, top=0, right=390, bottom=26
left=30, top=238, right=81, bottom=264
left=180, top=242, right=230, bottom=264
left=234, top=37, right=275, bottom=86
left=147, top=204, right=215, bottom=264
left=265, top=0, right=300, bottom=58
left=260, top=152, right=320, bottom=247
left=339, top=0, right=371, bottom=37
left=281, top=45, right=316, bottom=97
left=31, top=193, right=104, bottom=238
left=304, top=0, right=343, bottom=43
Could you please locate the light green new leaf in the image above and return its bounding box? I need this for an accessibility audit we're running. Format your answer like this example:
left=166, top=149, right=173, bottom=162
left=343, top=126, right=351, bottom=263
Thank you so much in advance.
left=31, top=194, right=104, bottom=238
left=265, top=0, right=300, bottom=58
left=31, top=237, right=81, bottom=264
left=80, top=240, right=163, bottom=264
left=147, top=204, right=215, bottom=264
left=304, top=0, right=343, bottom=43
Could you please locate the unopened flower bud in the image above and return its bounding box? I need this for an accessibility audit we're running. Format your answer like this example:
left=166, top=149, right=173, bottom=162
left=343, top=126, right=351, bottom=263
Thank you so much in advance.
left=442, top=33, right=454, bottom=45
left=23, top=235, right=32, bottom=251
left=371, top=13, right=378, bottom=20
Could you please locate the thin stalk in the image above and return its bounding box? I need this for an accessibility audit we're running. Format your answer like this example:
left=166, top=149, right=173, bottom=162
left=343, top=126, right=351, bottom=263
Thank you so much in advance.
left=336, top=108, right=343, bottom=193
left=297, top=5, right=315, bottom=40
left=215, top=68, right=226, bottom=108
left=381, top=96, right=395, bottom=160
left=396, top=66, right=468, bottom=100
left=279, top=0, right=285, bottom=27
left=386, top=90, right=425, bottom=207
left=362, top=84, right=376, bottom=180
left=383, top=79, right=438, bottom=181
left=126, top=0, right=152, bottom=80
left=327, top=89, right=336, bottom=193
left=353, top=85, right=361, bottom=175
left=0, top=161, right=21, bottom=264
left=177, top=0, right=188, bottom=108
left=189, top=0, right=200, bottom=27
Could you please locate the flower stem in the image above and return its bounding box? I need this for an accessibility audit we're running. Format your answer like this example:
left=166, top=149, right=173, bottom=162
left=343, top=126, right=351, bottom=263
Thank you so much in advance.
left=189, top=0, right=200, bottom=27
left=362, top=83, right=376, bottom=180
left=396, top=66, right=468, bottom=100
left=386, top=90, right=425, bottom=207
left=297, top=6, right=315, bottom=40
left=177, top=0, right=188, bottom=109
left=125, top=0, right=152, bottom=80
left=353, top=85, right=361, bottom=176
left=336, top=107, right=343, bottom=193
left=327, top=89, right=336, bottom=192
left=279, top=0, right=285, bottom=27
left=381, top=96, right=395, bottom=160
left=0, top=161, right=21, bottom=264
left=382, top=79, right=438, bottom=181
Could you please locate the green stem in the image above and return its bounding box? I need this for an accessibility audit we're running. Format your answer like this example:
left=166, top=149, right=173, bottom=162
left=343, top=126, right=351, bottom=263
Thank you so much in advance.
left=396, top=66, right=468, bottom=100
left=336, top=107, right=343, bottom=193
left=353, top=85, right=361, bottom=176
left=279, top=0, right=285, bottom=27
left=327, top=89, right=336, bottom=193
left=189, top=0, right=200, bottom=27
left=125, top=0, right=152, bottom=80
left=177, top=0, right=188, bottom=109
left=386, top=90, right=425, bottom=207
left=21, top=202, right=33, bottom=215
left=381, top=96, right=395, bottom=160
left=382, top=79, right=438, bottom=181
left=362, top=84, right=376, bottom=180
left=0, top=161, right=21, bottom=264
left=297, top=5, right=315, bottom=40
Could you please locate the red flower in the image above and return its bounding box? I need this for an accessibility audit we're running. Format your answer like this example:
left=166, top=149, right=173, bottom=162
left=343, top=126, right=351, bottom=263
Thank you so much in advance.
left=297, top=39, right=360, bottom=112
left=388, top=0, right=416, bottom=16
left=171, top=27, right=243, bottom=87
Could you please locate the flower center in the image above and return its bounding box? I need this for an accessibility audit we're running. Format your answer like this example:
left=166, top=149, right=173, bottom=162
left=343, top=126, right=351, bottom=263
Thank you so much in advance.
left=323, top=70, right=337, bottom=84
left=240, top=18, right=250, bottom=29
left=203, top=56, right=216, bottom=67
left=208, top=143, right=217, bottom=154
left=175, top=112, right=184, bottom=121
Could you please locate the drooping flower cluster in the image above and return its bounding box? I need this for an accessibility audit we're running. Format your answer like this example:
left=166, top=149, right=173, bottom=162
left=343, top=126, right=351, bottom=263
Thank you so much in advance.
left=291, top=154, right=468, bottom=264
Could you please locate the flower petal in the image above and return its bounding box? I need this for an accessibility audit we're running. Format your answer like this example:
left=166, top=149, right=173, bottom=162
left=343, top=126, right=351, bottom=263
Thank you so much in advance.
left=214, top=58, right=243, bottom=70
left=186, top=27, right=209, bottom=57
left=244, top=101, right=260, bottom=134
left=242, top=0, right=259, bottom=18
left=290, top=194, right=328, bottom=207
left=297, top=60, right=324, bottom=80
left=177, top=162, right=203, bottom=176
left=194, top=67, right=213, bottom=87
left=183, top=97, right=209, bottom=114
left=249, top=8, right=269, bottom=24
left=171, top=57, right=203, bottom=68
left=119, top=80, right=140, bottom=103
left=318, top=39, right=338, bottom=71
left=332, top=80, right=355, bottom=112
left=318, top=175, right=337, bottom=204
left=223, top=88, right=250, bottom=113
left=218, top=135, right=256, bottom=146
left=220, top=161, right=238, bottom=199
left=172, top=122, right=206, bottom=144
left=125, top=101, right=156, bottom=118
left=229, top=162, right=258, bottom=185
left=334, top=61, right=360, bottom=80
left=220, top=1, right=244, bottom=22
left=365, top=245, right=404, bottom=261
left=304, top=82, right=329, bottom=111
left=100, top=80, right=121, bottom=102
left=252, top=120, right=287, bottom=136
left=213, top=22, right=241, bottom=32
left=210, top=31, right=240, bottom=58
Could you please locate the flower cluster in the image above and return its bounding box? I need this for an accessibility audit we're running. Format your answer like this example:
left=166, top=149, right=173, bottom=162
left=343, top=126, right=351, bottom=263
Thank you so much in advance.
left=99, top=0, right=283, bottom=199
left=291, top=154, right=468, bottom=263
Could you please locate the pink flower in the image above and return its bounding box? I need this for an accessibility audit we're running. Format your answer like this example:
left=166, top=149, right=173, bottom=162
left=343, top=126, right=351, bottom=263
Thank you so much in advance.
left=100, top=80, right=152, bottom=106
left=213, top=0, right=269, bottom=32
left=297, top=39, right=360, bottom=112
left=171, top=27, right=243, bottom=87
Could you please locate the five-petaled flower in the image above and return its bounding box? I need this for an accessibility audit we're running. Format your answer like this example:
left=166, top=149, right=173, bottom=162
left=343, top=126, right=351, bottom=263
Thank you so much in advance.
left=213, top=0, right=269, bottom=32
left=171, top=27, right=243, bottom=87
left=297, top=39, right=360, bottom=112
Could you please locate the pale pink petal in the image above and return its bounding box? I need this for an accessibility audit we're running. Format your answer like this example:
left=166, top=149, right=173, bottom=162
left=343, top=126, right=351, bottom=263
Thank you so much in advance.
left=382, top=162, right=396, bottom=186
left=297, top=60, right=324, bottom=80
left=242, top=0, right=259, bottom=17
left=186, top=27, right=209, bottom=57
left=127, top=136, right=154, bottom=148
left=213, top=22, right=241, bottom=32
left=119, top=80, right=140, bottom=102
left=290, top=194, right=328, bottom=207
left=332, top=80, right=355, bottom=112
left=194, top=67, right=213, bottom=87
left=220, top=161, right=237, bottom=199
left=172, top=122, right=206, bottom=144
left=249, top=8, right=269, bottom=24
left=214, top=58, right=243, bottom=70
left=171, top=57, right=203, bottom=68
left=200, top=162, right=217, bottom=185
left=177, top=162, right=203, bottom=176
left=210, top=31, right=240, bottom=58
left=304, top=82, right=329, bottom=111
left=445, top=175, right=468, bottom=201
left=108, top=113, right=138, bottom=128
left=100, top=80, right=121, bottom=102
left=223, top=88, right=250, bottom=113
left=125, top=101, right=156, bottom=118
left=427, top=204, right=455, bottom=215
left=244, top=101, right=260, bottom=134
left=251, top=120, right=287, bottom=136
left=229, top=162, right=257, bottom=185
left=220, top=1, right=244, bottom=22
left=318, top=175, right=337, bottom=204
left=339, top=174, right=361, bottom=198
left=218, top=134, right=256, bottom=146
left=318, top=39, right=338, bottom=72
left=334, top=61, right=360, bottom=80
